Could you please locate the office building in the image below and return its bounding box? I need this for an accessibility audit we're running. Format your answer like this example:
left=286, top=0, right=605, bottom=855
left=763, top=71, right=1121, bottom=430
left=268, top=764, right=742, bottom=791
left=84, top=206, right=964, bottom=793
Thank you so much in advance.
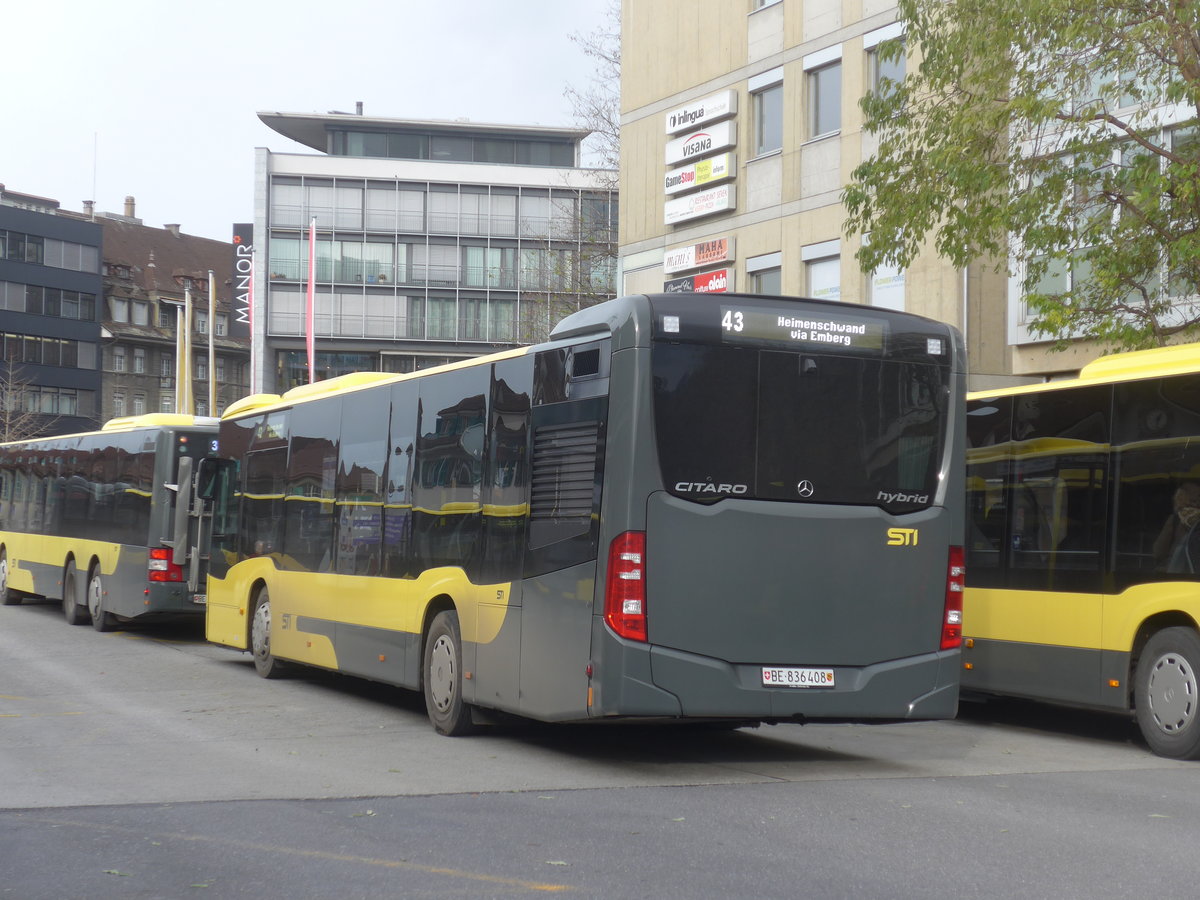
left=252, top=110, right=618, bottom=393
left=0, top=185, right=102, bottom=437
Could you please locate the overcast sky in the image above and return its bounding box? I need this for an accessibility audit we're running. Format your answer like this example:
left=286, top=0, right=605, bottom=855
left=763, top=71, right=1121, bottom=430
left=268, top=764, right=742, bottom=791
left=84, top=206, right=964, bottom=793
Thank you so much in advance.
left=3, top=0, right=614, bottom=243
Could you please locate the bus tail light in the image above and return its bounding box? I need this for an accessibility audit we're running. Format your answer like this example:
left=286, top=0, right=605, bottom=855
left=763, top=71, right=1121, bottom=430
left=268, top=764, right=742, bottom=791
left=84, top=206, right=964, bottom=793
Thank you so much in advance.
left=149, top=546, right=184, bottom=583
left=941, top=546, right=964, bottom=650
left=605, top=531, right=647, bottom=642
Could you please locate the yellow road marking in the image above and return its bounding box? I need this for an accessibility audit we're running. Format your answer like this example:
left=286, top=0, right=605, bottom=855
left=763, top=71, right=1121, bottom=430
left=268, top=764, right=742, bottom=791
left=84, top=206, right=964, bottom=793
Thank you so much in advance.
left=30, top=816, right=573, bottom=892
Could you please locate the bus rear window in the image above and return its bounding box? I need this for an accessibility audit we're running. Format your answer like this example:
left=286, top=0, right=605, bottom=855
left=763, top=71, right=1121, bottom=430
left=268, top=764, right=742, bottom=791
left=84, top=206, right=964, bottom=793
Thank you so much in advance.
left=652, top=343, right=948, bottom=512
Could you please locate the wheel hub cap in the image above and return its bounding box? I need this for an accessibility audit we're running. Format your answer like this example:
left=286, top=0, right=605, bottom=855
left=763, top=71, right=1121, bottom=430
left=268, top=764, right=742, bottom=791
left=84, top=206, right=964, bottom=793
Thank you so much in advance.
left=1148, top=653, right=1197, bottom=734
left=429, top=636, right=456, bottom=712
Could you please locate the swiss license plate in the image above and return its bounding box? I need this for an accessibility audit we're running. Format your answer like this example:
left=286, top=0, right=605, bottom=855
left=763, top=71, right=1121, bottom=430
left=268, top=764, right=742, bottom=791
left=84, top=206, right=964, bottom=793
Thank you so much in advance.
left=192, top=593, right=207, bottom=605
left=762, top=666, right=835, bottom=688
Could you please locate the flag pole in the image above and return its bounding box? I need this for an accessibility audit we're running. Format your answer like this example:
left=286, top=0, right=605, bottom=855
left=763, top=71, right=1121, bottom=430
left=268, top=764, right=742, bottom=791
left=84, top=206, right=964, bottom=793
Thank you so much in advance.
left=207, top=268, right=216, bottom=415
left=306, top=217, right=316, bottom=384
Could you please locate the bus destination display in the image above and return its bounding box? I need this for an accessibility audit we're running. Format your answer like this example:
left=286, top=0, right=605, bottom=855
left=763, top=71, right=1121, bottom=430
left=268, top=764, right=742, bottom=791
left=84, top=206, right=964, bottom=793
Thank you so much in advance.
left=719, top=305, right=885, bottom=351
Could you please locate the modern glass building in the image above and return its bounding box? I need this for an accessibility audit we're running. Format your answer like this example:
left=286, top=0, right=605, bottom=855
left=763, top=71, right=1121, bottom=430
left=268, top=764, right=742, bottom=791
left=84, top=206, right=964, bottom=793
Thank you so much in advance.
left=253, top=111, right=618, bottom=394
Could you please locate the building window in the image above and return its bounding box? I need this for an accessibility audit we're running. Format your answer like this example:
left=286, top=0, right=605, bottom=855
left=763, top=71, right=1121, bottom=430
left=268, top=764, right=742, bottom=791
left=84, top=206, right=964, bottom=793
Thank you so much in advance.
left=113, top=392, right=126, bottom=418
left=865, top=25, right=905, bottom=100
left=133, top=348, right=146, bottom=374
left=863, top=234, right=905, bottom=310
left=195, top=311, right=208, bottom=334
left=805, top=48, right=843, bottom=138
left=161, top=353, right=173, bottom=377
left=160, top=396, right=174, bottom=413
left=196, top=357, right=208, bottom=380
left=111, top=298, right=129, bottom=322
left=159, top=303, right=175, bottom=328
left=133, top=394, right=146, bottom=415
left=215, top=357, right=226, bottom=382
left=112, top=346, right=126, bottom=372
left=750, top=67, right=784, bottom=156
left=748, top=252, right=783, bottom=295
left=215, top=314, right=227, bottom=335
left=803, top=240, right=841, bottom=302
left=131, top=302, right=149, bottom=326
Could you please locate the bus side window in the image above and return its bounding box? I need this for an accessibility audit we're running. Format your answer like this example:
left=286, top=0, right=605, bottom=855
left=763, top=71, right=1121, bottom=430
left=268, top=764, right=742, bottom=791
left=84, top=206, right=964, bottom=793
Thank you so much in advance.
left=481, top=357, right=533, bottom=583
left=1008, top=385, right=1109, bottom=593
left=1113, top=374, right=1200, bottom=589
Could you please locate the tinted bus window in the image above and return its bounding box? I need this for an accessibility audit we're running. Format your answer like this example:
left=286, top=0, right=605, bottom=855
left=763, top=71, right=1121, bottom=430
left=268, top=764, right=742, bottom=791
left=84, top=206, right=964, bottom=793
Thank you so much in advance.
left=414, top=368, right=488, bottom=574
left=385, top=381, right=419, bottom=578
left=965, top=396, right=1012, bottom=587
left=1007, top=386, right=1110, bottom=593
left=1113, top=374, right=1200, bottom=588
left=284, top=401, right=338, bottom=573
left=653, top=343, right=948, bottom=512
left=336, top=390, right=389, bottom=576
left=482, top=357, right=532, bottom=582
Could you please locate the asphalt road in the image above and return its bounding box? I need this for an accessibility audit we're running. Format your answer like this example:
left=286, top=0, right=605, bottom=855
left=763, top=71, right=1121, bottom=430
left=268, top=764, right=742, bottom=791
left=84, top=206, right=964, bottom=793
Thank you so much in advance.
left=2, top=599, right=1198, bottom=899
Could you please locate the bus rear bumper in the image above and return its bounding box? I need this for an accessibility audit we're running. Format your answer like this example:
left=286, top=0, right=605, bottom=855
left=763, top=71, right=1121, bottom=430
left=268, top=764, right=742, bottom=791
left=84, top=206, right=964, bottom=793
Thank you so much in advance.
left=638, top=645, right=960, bottom=722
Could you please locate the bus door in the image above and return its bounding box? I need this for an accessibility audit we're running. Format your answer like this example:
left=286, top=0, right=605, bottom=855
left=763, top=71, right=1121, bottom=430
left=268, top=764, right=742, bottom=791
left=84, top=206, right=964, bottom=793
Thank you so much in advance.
left=965, top=388, right=1109, bottom=705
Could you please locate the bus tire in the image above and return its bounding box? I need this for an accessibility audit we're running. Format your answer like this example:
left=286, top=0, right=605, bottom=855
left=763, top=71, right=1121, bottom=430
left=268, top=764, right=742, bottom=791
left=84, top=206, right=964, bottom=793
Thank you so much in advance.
left=423, top=610, right=475, bottom=736
left=250, top=588, right=286, bottom=679
left=1, top=551, right=21, bottom=606
left=62, top=559, right=90, bottom=625
left=1135, top=627, right=1200, bottom=760
left=87, top=568, right=117, bottom=633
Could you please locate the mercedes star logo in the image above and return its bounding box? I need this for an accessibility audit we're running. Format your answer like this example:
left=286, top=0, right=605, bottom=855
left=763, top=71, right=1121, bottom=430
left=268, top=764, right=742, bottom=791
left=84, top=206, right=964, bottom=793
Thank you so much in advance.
left=797, top=480, right=815, bottom=498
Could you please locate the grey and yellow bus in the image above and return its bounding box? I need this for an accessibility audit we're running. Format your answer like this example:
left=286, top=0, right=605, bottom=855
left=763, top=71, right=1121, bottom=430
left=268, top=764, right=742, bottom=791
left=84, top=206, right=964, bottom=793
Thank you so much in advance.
left=199, top=292, right=966, bottom=734
left=965, top=342, right=1200, bottom=759
left=0, top=415, right=218, bottom=630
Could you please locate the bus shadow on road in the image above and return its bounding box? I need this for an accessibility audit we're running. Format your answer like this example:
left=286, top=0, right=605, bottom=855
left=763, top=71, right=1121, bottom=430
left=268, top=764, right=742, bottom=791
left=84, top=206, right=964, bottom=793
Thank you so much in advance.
left=956, top=694, right=1146, bottom=752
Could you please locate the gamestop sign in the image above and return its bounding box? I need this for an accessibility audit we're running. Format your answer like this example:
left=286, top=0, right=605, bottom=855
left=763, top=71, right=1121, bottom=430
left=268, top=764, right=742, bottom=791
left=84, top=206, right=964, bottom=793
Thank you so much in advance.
left=664, top=120, right=736, bottom=166
left=664, top=184, right=736, bottom=226
left=664, top=153, right=735, bottom=195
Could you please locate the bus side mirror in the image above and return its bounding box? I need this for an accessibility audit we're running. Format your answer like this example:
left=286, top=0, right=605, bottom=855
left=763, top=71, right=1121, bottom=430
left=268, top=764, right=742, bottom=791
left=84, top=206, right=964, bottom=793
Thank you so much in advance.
left=195, top=457, right=224, bottom=501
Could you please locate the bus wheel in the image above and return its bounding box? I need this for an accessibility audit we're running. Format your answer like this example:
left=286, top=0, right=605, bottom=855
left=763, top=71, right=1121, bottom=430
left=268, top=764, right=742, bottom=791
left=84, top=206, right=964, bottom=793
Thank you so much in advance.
left=1135, top=627, right=1200, bottom=760
left=423, top=610, right=475, bottom=736
left=250, top=588, right=286, bottom=679
left=62, top=560, right=90, bottom=625
left=1, top=551, right=21, bottom=606
left=87, top=569, right=117, bottom=633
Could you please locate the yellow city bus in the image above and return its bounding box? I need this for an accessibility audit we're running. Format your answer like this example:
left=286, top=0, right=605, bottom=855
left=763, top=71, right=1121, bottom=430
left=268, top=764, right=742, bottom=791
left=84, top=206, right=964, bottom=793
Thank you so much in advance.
left=964, top=342, right=1200, bottom=758
left=0, top=415, right=218, bottom=629
left=198, top=292, right=967, bottom=735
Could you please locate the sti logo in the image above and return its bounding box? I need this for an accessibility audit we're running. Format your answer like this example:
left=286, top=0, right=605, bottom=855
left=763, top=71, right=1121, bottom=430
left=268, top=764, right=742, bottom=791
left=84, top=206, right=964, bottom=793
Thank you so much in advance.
left=887, top=528, right=919, bottom=547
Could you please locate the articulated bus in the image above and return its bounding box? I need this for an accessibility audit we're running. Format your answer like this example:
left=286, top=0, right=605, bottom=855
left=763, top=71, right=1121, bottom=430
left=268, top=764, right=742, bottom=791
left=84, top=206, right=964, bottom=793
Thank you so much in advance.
left=0, top=415, right=218, bottom=629
left=964, top=342, right=1200, bottom=759
left=200, top=292, right=966, bottom=734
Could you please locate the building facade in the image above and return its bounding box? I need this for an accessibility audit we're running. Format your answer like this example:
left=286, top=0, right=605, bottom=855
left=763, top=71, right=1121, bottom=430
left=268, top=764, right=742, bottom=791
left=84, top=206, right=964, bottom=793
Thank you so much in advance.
left=252, top=111, right=618, bottom=394
left=618, top=0, right=1014, bottom=385
left=0, top=185, right=103, bottom=437
left=95, top=203, right=250, bottom=422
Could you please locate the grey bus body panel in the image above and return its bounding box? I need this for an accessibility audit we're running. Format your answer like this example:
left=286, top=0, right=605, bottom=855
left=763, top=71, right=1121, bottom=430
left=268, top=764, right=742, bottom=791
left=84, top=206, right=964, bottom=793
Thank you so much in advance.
left=517, top=561, right=596, bottom=720
left=20, top=545, right=202, bottom=619
left=645, top=494, right=955, bottom=667
left=962, top=636, right=1122, bottom=710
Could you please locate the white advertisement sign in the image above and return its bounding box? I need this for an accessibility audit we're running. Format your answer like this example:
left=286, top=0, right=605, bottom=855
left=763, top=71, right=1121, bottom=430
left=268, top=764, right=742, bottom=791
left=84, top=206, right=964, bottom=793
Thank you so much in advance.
left=664, top=185, right=736, bottom=226
left=663, top=237, right=736, bottom=275
left=664, top=120, right=737, bottom=166
left=665, top=90, right=738, bottom=135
